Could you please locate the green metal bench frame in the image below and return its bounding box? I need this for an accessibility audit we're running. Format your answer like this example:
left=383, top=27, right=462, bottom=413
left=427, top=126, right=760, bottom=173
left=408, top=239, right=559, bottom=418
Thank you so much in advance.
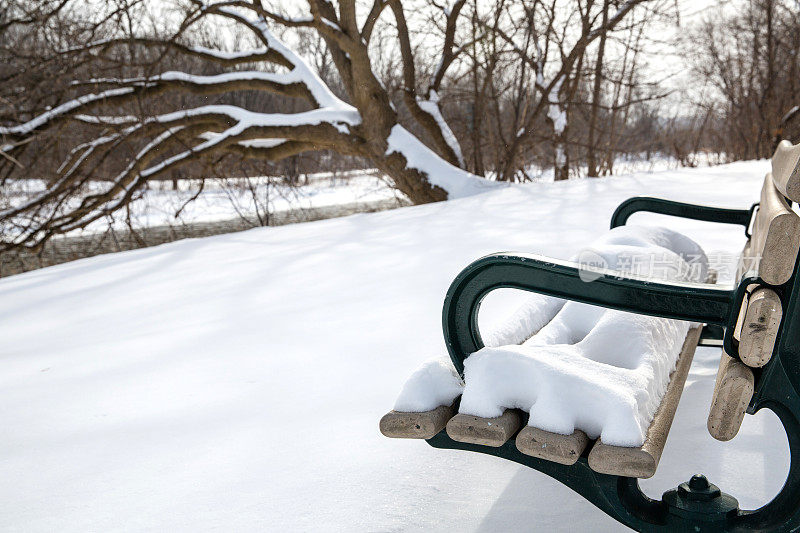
left=429, top=196, right=800, bottom=532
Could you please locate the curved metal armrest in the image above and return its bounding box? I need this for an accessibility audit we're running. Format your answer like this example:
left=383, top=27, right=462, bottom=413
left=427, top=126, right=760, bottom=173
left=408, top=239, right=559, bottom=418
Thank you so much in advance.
left=442, top=253, right=737, bottom=374
left=610, top=197, right=757, bottom=237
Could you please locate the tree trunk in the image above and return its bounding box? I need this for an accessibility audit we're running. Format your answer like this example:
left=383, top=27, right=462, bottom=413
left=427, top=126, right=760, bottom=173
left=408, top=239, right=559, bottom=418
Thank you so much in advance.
left=587, top=0, right=610, bottom=178
left=553, top=128, right=570, bottom=181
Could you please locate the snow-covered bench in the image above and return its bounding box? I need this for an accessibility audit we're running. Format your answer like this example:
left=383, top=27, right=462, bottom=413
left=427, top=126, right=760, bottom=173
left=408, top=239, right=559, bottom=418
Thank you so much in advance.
left=381, top=140, right=800, bottom=532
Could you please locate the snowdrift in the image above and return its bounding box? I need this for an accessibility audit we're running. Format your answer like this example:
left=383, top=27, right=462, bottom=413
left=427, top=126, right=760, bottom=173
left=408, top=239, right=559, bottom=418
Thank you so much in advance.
left=0, top=160, right=788, bottom=532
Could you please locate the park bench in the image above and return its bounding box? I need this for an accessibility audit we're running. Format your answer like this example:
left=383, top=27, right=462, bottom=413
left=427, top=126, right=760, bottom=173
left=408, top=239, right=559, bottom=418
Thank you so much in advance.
left=381, top=140, right=800, bottom=532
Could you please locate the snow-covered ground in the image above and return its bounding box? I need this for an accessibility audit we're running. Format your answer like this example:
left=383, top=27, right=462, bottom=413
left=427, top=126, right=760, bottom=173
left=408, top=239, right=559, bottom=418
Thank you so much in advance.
left=2, top=154, right=712, bottom=240
left=0, top=160, right=788, bottom=532
left=134, top=172, right=402, bottom=226
left=2, top=171, right=402, bottom=236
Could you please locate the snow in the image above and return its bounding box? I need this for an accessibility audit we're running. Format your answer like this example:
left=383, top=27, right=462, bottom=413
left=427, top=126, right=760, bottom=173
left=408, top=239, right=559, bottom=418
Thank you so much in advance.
left=2, top=172, right=401, bottom=235
left=464, top=312, right=689, bottom=447
left=148, top=104, right=359, bottom=130
left=0, top=102, right=363, bottom=226
left=216, top=7, right=346, bottom=111
left=0, top=160, right=788, bottom=532
left=189, top=45, right=269, bottom=60
left=199, top=132, right=286, bottom=149
left=555, top=145, right=566, bottom=167
left=386, top=125, right=497, bottom=198
left=482, top=292, right=566, bottom=346
left=0, top=88, right=135, bottom=136
left=398, top=225, right=708, bottom=447
left=546, top=76, right=567, bottom=135
left=85, top=70, right=303, bottom=87
left=417, top=90, right=466, bottom=167
left=394, top=359, right=464, bottom=412
left=464, top=318, right=690, bottom=447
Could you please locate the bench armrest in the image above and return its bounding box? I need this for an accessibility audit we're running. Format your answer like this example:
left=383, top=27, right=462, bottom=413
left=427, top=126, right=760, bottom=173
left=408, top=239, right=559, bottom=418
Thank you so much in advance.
left=442, top=253, right=737, bottom=374
left=610, top=197, right=757, bottom=237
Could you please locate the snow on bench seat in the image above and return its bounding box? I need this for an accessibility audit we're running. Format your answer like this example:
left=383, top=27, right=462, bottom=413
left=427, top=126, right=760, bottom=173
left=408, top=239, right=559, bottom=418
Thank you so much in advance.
left=382, top=226, right=711, bottom=478
left=458, top=304, right=696, bottom=450
left=380, top=359, right=462, bottom=439
left=587, top=326, right=701, bottom=478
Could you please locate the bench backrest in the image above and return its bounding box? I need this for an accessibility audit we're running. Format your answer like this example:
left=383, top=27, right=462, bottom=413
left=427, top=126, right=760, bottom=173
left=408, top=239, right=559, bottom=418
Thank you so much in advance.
left=733, top=143, right=800, bottom=366
left=773, top=140, right=800, bottom=204
left=710, top=141, right=800, bottom=440
left=739, top=173, right=800, bottom=285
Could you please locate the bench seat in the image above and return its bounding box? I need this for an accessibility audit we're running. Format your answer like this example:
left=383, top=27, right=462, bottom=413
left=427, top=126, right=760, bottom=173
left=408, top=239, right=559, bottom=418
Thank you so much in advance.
left=588, top=326, right=701, bottom=477
left=381, top=327, right=702, bottom=478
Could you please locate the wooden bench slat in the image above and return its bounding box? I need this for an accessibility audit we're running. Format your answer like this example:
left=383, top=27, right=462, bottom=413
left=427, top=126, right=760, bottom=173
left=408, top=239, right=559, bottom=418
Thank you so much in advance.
left=732, top=287, right=751, bottom=344
left=751, top=174, right=800, bottom=286
left=707, top=353, right=755, bottom=441
left=772, top=140, right=800, bottom=204
left=380, top=404, right=455, bottom=439
left=446, top=410, right=522, bottom=447
left=516, top=427, right=589, bottom=465
left=739, top=288, right=783, bottom=368
left=737, top=240, right=754, bottom=279
left=587, top=326, right=701, bottom=478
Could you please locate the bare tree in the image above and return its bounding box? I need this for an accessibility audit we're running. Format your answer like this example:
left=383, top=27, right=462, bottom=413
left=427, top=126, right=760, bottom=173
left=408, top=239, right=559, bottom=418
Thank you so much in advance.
left=686, top=0, right=800, bottom=160
left=443, top=0, right=671, bottom=181
left=1, top=0, right=655, bottom=249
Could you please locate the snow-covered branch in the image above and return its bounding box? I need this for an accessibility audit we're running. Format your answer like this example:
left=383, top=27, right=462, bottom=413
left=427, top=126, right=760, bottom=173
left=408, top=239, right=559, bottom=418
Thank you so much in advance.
left=1, top=0, right=543, bottom=250
left=390, top=0, right=466, bottom=167
left=63, top=38, right=283, bottom=67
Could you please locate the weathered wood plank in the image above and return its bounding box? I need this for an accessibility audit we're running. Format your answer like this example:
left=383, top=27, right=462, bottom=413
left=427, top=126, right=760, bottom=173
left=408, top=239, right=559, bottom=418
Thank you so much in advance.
left=751, top=174, right=800, bottom=285
left=707, top=353, right=755, bottom=441
left=587, top=326, right=701, bottom=478
left=380, top=404, right=455, bottom=439
left=516, top=427, right=590, bottom=465
left=739, top=288, right=783, bottom=368
left=772, top=140, right=800, bottom=204
left=732, top=288, right=751, bottom=343
left=446, top=410, right=522, bottom=447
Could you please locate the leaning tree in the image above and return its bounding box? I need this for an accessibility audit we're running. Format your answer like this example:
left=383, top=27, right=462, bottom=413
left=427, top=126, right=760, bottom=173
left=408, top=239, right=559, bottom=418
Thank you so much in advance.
left=0, top=0, right=652, bottom=250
